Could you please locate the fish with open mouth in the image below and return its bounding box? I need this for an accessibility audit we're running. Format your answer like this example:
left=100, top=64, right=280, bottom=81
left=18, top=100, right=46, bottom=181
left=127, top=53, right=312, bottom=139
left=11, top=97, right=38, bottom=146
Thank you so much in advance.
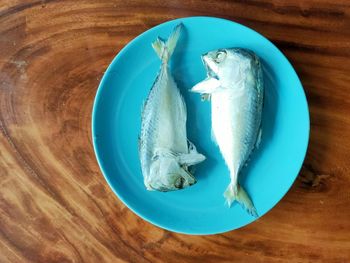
left=139, top=24, right=205, bottom=191
left=191, top=48, right=264, bottom=217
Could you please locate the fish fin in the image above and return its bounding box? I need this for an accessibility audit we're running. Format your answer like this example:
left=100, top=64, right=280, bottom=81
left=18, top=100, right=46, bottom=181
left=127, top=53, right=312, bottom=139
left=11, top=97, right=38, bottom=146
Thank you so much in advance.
left=151, top=38, right=166, bottom=60
left=141, top=100, right=145, bottom=113
left=211, top=127, right=218, bottom=145
left=190, top=77, right=220, bottom=94
left=177, top=140, right=206, bottom=166
left=154, top=143, right=205, bottom=167
left=255, top=128, right=262, bottom=149
left=138, top=136, right=141, bottom=154
left=178, top=93, right=187, bottom=123
left=152, top=147, right=176, bottom=160
left=140, top=100, right=146, bottom=121
left=224, top=183, right=258, bottom=218
left=178, top=152, right=206, bottom=166
left=166, top=23, right=183, bottom=58
left=152, top=23, right=183, bottom=63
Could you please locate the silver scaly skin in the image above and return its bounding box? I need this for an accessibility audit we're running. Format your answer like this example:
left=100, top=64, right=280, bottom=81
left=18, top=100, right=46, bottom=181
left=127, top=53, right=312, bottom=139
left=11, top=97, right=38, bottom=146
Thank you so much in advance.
left=139, top=24, right=205, bottom=191
left=191, top=48, right=264, bottom=217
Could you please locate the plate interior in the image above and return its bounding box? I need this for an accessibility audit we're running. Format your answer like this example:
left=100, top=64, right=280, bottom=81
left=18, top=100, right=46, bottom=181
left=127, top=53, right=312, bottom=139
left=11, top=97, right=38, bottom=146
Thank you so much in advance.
left=92, top=17, right=309, bottom=234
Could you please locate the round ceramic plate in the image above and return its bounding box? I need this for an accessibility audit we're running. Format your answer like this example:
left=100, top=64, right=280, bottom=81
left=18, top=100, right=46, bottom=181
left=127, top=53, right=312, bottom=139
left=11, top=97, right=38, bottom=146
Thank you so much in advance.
left=92, top=17, right=309, bottom=235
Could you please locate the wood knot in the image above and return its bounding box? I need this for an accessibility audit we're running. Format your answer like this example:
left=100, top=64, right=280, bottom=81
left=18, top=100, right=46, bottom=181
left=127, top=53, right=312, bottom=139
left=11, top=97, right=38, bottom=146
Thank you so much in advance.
left=299, top=165, right=330, bottom=192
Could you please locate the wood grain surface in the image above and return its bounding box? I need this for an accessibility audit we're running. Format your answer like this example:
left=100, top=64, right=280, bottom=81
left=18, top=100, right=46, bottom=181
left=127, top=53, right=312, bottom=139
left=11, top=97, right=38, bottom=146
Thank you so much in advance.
left=1, top=0, right=350, bottom=262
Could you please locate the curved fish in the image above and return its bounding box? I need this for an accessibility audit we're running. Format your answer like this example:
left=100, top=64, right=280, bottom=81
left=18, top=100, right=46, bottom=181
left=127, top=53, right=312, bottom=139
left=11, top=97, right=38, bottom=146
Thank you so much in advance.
left=139, top=24, right=205, bottom=191
left=191, top=48, right=263, bottom=217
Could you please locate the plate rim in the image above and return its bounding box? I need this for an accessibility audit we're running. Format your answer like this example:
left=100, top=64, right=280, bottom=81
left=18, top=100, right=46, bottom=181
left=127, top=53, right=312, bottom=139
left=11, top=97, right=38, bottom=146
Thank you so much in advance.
left=92, top=16, right=310, bottom=235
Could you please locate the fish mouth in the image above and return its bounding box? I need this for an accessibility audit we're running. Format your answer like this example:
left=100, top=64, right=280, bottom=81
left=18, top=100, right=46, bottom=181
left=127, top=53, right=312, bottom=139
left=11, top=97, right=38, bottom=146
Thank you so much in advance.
left=147, top=171, right=197, bottom=192
left=201, top=53, right=210, bottom=72
left=201, top=53, right=218, bottom=79
left=149, top=178, right=196, bottom=192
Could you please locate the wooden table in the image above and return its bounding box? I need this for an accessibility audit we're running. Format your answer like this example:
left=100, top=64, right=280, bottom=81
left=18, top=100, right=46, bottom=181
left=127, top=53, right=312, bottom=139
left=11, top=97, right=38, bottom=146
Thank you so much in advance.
left=1, top=1, right=349, bottom=262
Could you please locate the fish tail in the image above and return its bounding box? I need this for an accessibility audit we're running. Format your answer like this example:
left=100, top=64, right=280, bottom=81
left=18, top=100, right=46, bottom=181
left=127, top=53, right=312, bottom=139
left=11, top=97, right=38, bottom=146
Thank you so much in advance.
left=224, top=182, right=258, bottom=218
left=152, top=23, right=183, bottom=64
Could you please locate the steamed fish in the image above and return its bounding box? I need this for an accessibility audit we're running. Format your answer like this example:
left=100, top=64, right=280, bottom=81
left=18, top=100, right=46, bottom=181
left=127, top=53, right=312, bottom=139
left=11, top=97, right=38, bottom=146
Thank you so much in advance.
left=139, top=24, right=205, bottom=191
left=191, top=48, right=263, bottom=217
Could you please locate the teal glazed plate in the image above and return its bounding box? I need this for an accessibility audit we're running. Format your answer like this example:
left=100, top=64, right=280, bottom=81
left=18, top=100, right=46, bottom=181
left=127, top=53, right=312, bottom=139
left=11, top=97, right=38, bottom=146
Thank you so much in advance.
left=92, top=17, right=309, bottom=235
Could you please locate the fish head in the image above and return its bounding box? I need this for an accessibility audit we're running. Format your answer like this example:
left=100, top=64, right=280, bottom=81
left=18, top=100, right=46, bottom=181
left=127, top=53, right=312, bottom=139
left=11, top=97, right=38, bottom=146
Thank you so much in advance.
left=202, top=49, right=228, bottom=77
left=202, top=48, right=256, bottom=88
left=146, top=156, right=196, bottom=191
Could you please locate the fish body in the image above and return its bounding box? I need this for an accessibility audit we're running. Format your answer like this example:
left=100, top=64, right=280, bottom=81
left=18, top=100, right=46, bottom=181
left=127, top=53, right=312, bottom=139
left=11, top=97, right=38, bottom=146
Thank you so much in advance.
left=139, top=24, right=205, bottom=191
left=191, top=48, right=264, bottom=216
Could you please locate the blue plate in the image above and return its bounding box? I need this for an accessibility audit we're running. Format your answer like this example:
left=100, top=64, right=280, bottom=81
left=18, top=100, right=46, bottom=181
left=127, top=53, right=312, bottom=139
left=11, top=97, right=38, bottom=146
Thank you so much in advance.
left=92, top=17, right=309, bottom=235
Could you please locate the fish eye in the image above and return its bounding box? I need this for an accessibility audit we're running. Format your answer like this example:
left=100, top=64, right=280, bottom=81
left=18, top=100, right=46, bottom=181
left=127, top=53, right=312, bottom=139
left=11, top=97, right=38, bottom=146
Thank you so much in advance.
left=214, top=50, right=226, bottom=63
